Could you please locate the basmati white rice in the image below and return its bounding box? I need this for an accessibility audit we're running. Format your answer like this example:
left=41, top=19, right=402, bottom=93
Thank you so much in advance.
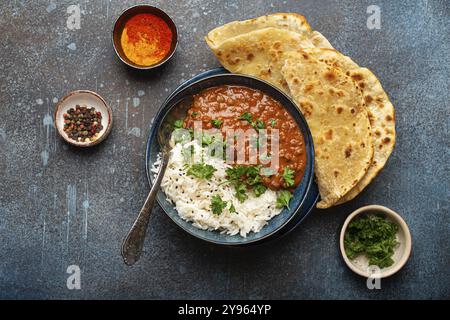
left=151, top=140, right=282, bottom=237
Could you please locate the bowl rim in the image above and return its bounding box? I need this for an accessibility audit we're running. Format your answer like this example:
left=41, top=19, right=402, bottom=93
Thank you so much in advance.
left=339, top=204, right=412, bottom=278
left=54, top=90, right=113, bottom=147
left=145, top=72, right=316, bottom=245
left=112, top=4, right=178, bottom=70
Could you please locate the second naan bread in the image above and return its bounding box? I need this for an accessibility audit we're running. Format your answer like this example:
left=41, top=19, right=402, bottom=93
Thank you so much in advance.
left=282, top=51, right=374, bottom=208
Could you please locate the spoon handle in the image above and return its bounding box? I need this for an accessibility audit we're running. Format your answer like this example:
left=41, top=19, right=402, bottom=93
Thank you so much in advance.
left=121, top=154, right=169, bottom=266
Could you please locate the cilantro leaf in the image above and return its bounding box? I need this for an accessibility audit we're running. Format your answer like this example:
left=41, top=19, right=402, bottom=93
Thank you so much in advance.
left=238, top=112, right=253, bottom=123
left=229, top=203, right=236, bottom=213
left=188, top=127, right=194, bottom=139
left=282, top=167, right=296, bottom=187
left=211, top=119, right=223, bottom=128
left=174, top=119, right=184, bottom=129
left=186, top=163, right=216, bottom=180
left=246, top=174, right=262, bottom=186
left=234, top=182, right=248, bottom=203
left=237, top=112, right=266, bottom=130
left=211, top=195, right=227, bottom=215
left=276, top=190, right=293, bottom=209
left=269, top=119, right=277, bottom=127
left=201, top=132, right=215, bottom=146
left=192, top=112, right=199, bottom=118
left=253, top=184, right=267, bottom=197
left=255, top=119, right=265, bottom=129
left=225, top=165, right=248, bottom=182
left=225, top=165, right=267, bottom=200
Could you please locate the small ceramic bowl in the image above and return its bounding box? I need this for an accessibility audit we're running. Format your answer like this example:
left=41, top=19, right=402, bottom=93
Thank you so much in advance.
left=340, top=205, right=412, bottom=278
left=54, top=90, right=113, bottom=147
left=112, top=5, right=178, bottom=70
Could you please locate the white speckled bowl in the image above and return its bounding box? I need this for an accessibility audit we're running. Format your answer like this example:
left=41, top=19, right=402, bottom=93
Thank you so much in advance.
left=54, top=90, right=113, bottom=147
left=340, top=205, right=412, bottom=278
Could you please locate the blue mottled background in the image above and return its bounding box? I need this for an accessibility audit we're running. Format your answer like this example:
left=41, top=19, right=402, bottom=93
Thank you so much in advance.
left=0, top=0, right=449, bottom=299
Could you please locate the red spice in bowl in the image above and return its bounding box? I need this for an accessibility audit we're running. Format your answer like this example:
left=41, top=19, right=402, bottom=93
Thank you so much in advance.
left=112, top=5, right=178, bottom=70
left=120, top=13, right=173, bottom=67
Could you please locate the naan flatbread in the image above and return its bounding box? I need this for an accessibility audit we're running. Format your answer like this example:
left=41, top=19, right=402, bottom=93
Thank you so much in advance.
left=206, top=13, right=312, bottom=49
left=282, top=51, right=374, bottom=208
left=299, top=48, right=396, bottom=204
left=208, top=27, right=316, bottom=92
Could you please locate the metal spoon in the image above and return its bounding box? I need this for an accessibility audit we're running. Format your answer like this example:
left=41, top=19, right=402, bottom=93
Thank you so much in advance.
left=121, top=97, right=192, bottom=266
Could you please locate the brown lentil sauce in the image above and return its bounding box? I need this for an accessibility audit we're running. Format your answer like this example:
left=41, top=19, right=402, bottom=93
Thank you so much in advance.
left=183, top=85, right=306, bottom=191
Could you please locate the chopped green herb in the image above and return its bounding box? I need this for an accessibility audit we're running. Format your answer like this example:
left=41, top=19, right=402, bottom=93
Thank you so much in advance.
left=229, top=203, right=236, bottom=213
left=276, top=190, right=293, bottom=209
left=188, top=127, right=194, bottom=139
left=238, top=112, right=253, bottom=123
left=282, top=167, right=296, bottom=188
left=226, top=165, right=267, bottom=201
left=201, top=132, right=215, bottom=146
left=245, top=165, right=261, bottom=178
left=174, top=119, right=184, bottom=129
left=225, top=165, right=248, bottom=182
left=269, top=119, right=277, bottom=127
left=246, top=174, right=262, bottom=186
left=237, top=112, right=266, bottom=130
left=234, top=182, right=248, bottom=203
left=344, top=215, right=399, bottom=268
left=186, top=163, right=216, bottom=180
left=253, top=184, right=267, bottom=197
left=211, top=195, right=227, bottom=215
left=211, top=119, right=223, bottom=128
left=192, top=112, right=199, bottom=118
left=255, top=119, right=265, bottom=129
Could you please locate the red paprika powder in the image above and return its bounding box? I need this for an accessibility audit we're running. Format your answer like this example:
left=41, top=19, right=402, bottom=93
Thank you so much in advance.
left=121, top=13, right=173, bottom=66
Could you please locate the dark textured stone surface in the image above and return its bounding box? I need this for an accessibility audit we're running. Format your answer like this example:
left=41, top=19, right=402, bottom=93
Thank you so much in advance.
left=0, top=0, right=449, bottom=299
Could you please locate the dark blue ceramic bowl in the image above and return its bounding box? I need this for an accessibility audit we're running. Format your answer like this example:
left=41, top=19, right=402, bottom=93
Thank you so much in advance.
left=146, top=71, right=316, bottom=245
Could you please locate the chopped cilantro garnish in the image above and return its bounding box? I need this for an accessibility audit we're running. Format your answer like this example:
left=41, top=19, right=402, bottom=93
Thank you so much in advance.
left=234, top=182, right=248, bottom=202
left=344, top=215, right=399, bottom=268
left=269, top=119, right=277, bottom=127
left=186, top=163, right=216, bottom=180
left=276, top=190, right=293, bottom=209
left=282, top=167, right=295, bottom=188
left=201, top=132, right=215, bottom=146
left=225, top=165, right=248, bottom=182
left=192, top=112, right=199, bottom=118
left=229, top=203, right=236, bottom=213
left=246, top=174, right=262, bottom=186
left=237, top=112, right=266, bottom=130
left=253, top=184, right=267, bottom=197
left=211, top=195, right=227, bottom=215
left=225, top=165, right=267, bottom=202
left=211, top=119, right=223, bottom=128
left=174, top=119, right=184, bottom=129
left=255, top=119, right=265, bottom=129
left=238, top=112, right=253, bottom=123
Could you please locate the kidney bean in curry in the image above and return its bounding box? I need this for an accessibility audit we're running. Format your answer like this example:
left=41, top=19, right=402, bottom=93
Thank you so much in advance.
left=183, top=85, right=306, bottom=190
